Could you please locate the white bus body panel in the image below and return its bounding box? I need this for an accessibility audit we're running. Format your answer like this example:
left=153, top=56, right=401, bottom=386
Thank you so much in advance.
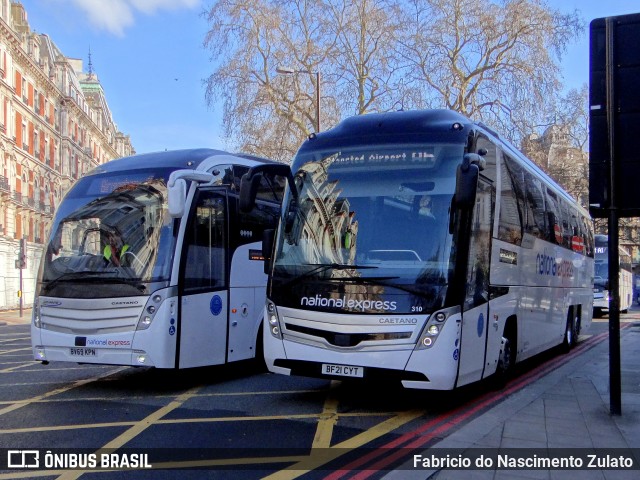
left=456, top=303, right=489, bottom=387
left=264, top=234, right=594, bottom=390
left=178, top=243, right=267, bottom=367
left=490, top=238, right=593, bottom=361
left=228, top=243, right=267, bottom=363
left=265, top=307, right=466, bottom=390
left=31, top=295, right=178, bottom=367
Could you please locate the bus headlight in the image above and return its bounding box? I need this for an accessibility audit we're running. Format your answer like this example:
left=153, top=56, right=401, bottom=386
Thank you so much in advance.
left=137, top=289, right=170, bottom=331
left=266, top=300, right=282, bottom=339
left=33, top=300, right=41, bottom=328
left=135, top=350, right=148, bottom=365
left=416, top=310, right=452, bottom=350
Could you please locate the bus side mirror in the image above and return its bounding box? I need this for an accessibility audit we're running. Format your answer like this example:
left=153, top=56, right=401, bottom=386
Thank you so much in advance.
left=240, top=173, right=262, bottom=213
left=240, top=164, right=297, bottom=213
left=168, top=170, right=215, bottom=218
left=168, top=178, right=187, bottom=218
left=262, top=229, right=275, bottom=274
left=454, top=154, right=480, bottom=208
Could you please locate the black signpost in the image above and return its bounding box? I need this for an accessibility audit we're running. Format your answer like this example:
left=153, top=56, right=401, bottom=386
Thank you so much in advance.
left=589, top=12, right=640, bottom=415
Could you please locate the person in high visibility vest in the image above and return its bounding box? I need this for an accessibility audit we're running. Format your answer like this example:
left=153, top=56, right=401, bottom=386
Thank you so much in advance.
left=104, top=231, right=129, bottom=266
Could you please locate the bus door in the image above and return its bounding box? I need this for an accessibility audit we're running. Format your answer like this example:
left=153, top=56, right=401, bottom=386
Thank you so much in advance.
left=457, top=179, right=494, bottom=386
left=178, top=189, right=229, bottom=368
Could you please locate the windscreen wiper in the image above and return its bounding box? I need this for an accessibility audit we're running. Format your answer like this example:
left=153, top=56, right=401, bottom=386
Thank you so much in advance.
left=43, top=272, right=146, bottom=293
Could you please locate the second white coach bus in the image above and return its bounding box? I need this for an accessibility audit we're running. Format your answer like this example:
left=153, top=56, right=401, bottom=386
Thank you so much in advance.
left=32, top=148, right=285, bottom=369
left=241, top=109, right=594, bottom=390
left=593, top=234, right=633, bottom=317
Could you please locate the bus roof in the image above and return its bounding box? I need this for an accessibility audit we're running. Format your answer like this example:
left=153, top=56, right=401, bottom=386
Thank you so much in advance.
left=300, top=109, right=472, bottom=150
left=297, top=109, right=588, bottom=217
left=87, top=148, right=276, bottom=175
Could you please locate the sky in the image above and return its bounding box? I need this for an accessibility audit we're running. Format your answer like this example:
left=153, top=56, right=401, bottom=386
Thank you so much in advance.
left=16, top=0, right=640, bottom=155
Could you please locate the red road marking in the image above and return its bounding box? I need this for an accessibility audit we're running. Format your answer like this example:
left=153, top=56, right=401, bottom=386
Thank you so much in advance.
left=325, top=327, right=622, bottom=480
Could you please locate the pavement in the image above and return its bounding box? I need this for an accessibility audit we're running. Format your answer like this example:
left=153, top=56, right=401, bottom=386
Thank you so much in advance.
left=2, top=306, right=640, bottom=479
left=383, top=311, right=640, bottom=480
left=0, top=307, right=31, bottom=326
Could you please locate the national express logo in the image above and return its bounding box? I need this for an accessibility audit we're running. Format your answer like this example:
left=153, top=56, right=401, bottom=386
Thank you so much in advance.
left=536, top=251, right=574, bottom=278
left=300, top=295, right=397, bottom=312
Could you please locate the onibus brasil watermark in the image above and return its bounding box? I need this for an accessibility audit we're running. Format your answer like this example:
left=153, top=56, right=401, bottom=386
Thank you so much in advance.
left=7, top=450, right=151, bottom=470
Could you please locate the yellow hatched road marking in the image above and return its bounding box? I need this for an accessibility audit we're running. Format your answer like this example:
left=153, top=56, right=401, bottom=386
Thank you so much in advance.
left=55, top=385, right=203, bottom=480
left=0, top=365, right=117, bottom=375
left=0, top=347, right=31, bottom=356
left=311, top=381, right=340, bottom=449
left=0, top=387, right=329, bottom=405
left=0, top=362, right=40, bottom=373
left=263, top=409, right=425, bottom=480
left=0, top=411, right=394, bottom=434
left=0, top=367, right=127, bottom=417
left=0, top=336, right=31, bottom=342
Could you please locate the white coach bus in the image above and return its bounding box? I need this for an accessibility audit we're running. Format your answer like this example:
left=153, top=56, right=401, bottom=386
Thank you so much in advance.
left=593, top=234, right=633, bottom=317
left=32, top=148, right=285, bottom=369
left=240, top=109, right=594, bottom=390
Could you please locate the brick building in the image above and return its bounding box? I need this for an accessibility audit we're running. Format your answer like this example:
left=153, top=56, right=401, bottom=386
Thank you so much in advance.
left=0, top=1, right=133, bottom=309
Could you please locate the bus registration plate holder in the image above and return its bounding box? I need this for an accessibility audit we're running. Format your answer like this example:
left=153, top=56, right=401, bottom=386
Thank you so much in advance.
left=322, top=363, right=363, bottom=378
left=70, top=348, right=96, bottom=357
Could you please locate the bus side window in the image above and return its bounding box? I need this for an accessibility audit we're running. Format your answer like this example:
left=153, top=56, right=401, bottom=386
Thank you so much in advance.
left=476, top=136, right=496, bottom=184
left=498, top=154, right=523, bottom=246
left=465, top=181, right=492, bottom=310
left=255, top=172, right=286, bottom=203
left=523, top=171, right=547, bottom=242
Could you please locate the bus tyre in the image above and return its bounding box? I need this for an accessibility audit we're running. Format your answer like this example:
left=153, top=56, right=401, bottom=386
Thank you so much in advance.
left=562, top=311, right=578, bottom=353
left=254, top=325, right=267, bottom=372
left=493, top=335, right=514, bottom=389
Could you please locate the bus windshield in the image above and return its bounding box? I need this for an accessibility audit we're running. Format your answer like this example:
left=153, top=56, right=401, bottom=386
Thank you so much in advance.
left=271, top=143, right=464, bottom=314
left=39, top=168, right=175, bottom=298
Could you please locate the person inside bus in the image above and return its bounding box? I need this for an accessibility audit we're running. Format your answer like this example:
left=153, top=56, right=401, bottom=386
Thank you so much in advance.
left=104, top=231, right=130, bottom=267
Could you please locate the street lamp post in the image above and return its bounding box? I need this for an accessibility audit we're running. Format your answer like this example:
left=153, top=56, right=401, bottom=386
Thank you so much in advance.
left=276, top=66, right=320, bottom=133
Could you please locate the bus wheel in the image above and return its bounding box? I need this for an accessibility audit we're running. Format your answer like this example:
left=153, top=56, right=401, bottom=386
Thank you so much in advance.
left=562, top=309, right=578, bottom=352
left=493, top=333, right=514, bottom=389
left=254, top=325, right=267, bottom=372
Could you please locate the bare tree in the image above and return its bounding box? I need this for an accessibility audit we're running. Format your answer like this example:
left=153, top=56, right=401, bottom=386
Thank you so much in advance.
left=551, top=84, right=589, bottom=151
left=204, top=0, right=584, bottom=160
left=324, top=0, right=403, bottom=115
left=204, top=0, right=409, bottom=160
left=396, top=0, right=583, bottom=144
left=204, top=0, right=338, bottom=161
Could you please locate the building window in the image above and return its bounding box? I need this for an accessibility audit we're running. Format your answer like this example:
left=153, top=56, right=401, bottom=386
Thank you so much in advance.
left=33, top=130, right=39, bottom=158
left=21, top=122, right=27, bottom=150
